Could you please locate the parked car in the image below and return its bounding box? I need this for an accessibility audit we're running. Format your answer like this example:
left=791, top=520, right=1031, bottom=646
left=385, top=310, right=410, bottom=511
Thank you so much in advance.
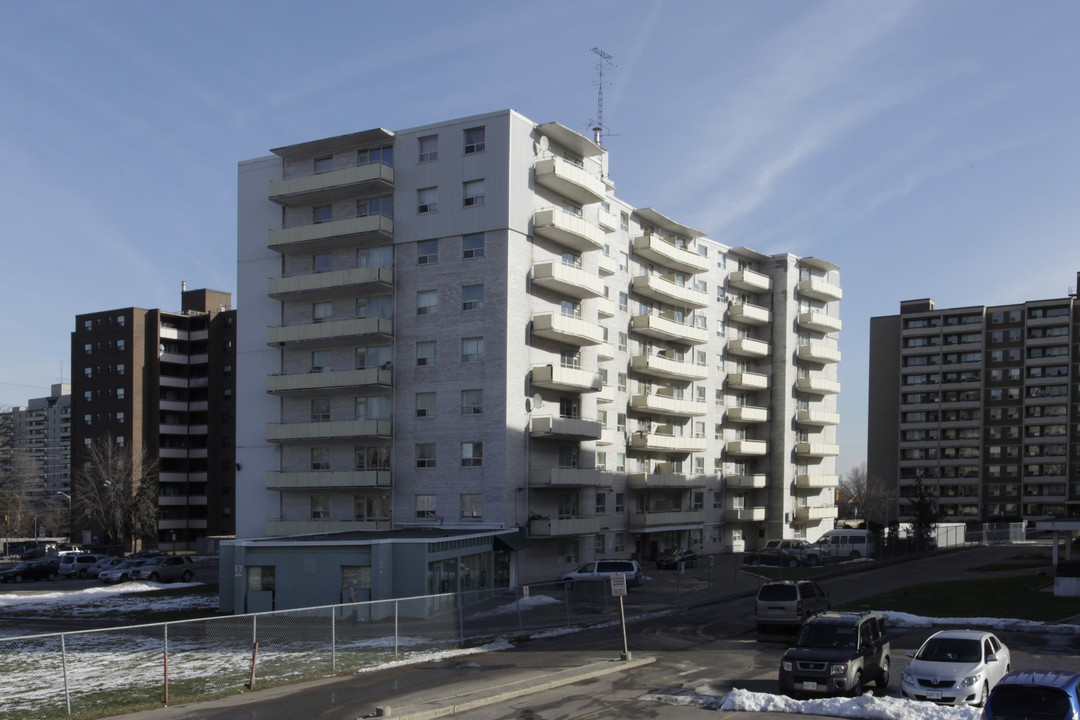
left=814, top=529, right=877, bottom=560
left=0, top=561, right=59, bottom=583
left=87, top=556, right=125, bottom=578
left=57, top=553, right=104, bottom=579
left=557, top=560, right=643, bottom=589
left=655, top=547, right=697, bottom=569
left=984, top=669, right=1080, bottom=719
left=745, top=539, right=818, bottom=567
left=129, top=555, right=195, bottom=583
left=779, top=611, right=890, bottom=697
left=755, top=580, right=830, bottom=631
left=100, top=559, right=148, bottom=584
left=900, top=629, right=1011, bottom=706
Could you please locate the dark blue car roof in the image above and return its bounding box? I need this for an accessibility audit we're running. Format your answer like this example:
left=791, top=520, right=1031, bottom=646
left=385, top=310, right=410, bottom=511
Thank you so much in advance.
left=999, top=669, right=1080, bottom=691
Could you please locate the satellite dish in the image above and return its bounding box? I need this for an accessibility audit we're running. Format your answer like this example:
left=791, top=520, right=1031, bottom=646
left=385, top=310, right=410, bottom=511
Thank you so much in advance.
left=532, top=393, right=544, bottom=411
left=538, top=135, right=549, bottom=154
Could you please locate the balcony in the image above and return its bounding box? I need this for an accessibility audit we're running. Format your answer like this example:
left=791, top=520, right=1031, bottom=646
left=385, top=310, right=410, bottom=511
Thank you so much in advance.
left=630, top=313, right=709, bottom=345
left=268, top=266, right=393, bottom=299
left=268, top=215, right=393, bottom=253
left=728, top=371, right=769, bottom=391
left=797, top=343, right=842, bottom=364
left=534, top=157, right=606, bottom=205
left=628, top=430, right=707, bottom=453
left=597, top=206, right=618, bottom=231
left=531, top=312, right=604, bottom=346
left=726, top=440, right=768, bottom=456
left=597, top=253, right=617, bottom=277
left=795, top=442, right=840, bottom=457
left=531, top=364, right=602, bottom=393
left=795, top=474, right=840, bottom=489
left=796, top=376, right=841, bottom=395
left=595, top=296, right=616, bottom=318
left=530, top=467, right=611, bottom=488
left=531, top=260, right=604, bottom=299
left=630, top=274, right=709, bottom=309
left=266, top=419, right=392, bottom=443
left=269, top=162, right=394, bottom=206
left=728, top=337, right=770, bottom=358
left=727, top=406, right=769, bottom=423
left=533, top=208, right=605, bottom=253
left=159, top=519, right=208, bottom=530
left=798, top=311, right=842, bottom=334
left=727, top=474, right=767, bottom=489
left=795, top=506, right=839, bottom=522
left=528, top=515, right=606, bottom=537
left=266, top=470, right=391, bottom=489
left=632, top=234, right=710, bottom=274
left=267, top=368, right=392, bottom=394
left=630, top=353, right=709, bottom=381
left=728, top=303, right=771, bottom=326
left=798, top=277, right=843, bottom=302
left=628, top=471, right=706, bottom=489
left=628, top=509, right=706, bottom=529
left=596, top=341, right=615, bottom=361
left=725, top=506, right=766, bottom=522
left=729, top=269, right=771, bottom=293
left=267, top=519, right=391, bottom=535
left=268, top=318, right=393, bottom=347
left=796, top=409, right=841, bottom=426
left=596, top=426, right=616, bottom=445
left=596, top=385, right=615, bottom=404
left=630, top=392, right=707, bottom=417
left=530, top=415, right=603, bottom=440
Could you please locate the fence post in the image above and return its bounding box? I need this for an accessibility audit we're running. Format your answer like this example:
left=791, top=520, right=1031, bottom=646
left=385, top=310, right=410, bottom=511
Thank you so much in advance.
left=515, top=587, right=523, bottom=633
left=458, top=593, right=465, bottom=646
left=163, top=623, right=169, bottom=706
left=394, top=600, right=399, bottom=661
left=331, top=608, right=337, bottom=674
left=564, top=582, right=571, bottom=628
left=61, top=633, right=71, bottom=716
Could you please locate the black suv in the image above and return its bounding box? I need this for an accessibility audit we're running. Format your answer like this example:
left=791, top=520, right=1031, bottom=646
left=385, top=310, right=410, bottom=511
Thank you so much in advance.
left=779, top=611, right=890, bottom=697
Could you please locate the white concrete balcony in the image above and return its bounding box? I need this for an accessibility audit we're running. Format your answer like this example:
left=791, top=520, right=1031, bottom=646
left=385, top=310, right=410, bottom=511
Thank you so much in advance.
left=532, top=260, right=604, bottom=299
left=795, top=506, right=839, bottom=521
left=728, top=371, right=769, bottom=391
left=797, top=343, right=842, bottom=364
left=528, top=515, right=606, bottom=537
left=628, top=471, right=706, bottom=490
left=728, top=406, right=769, bottom=423
left=630, top=313, right=709, bottom=345
left=596, top=426, right=616, bottom=445
left=533, top=208, right=605, bottom=253
left=596, top=341, right=615, bottom=360
left=729, top=269, right=771, bottom=293
left=531, top=364, right=602, bottom=393
left=266, top=419, right=392, bottom=443
left=726, top=439, right=768, bottom=456
left=727, top=474, right=767, bottom=489
left=530, top=467, right=611, bottom=488
left=531, top=312, right=604, bottom=346
left=266, top=470, right=391, bottom=489
left=530, top=415, right=603, bottom=440
left=268, top=266, right=393, bottom=299
left=267, top=317, right=393, bottom=347
left=628, top=430, right=707, bottom=453
left=596, top=384, right=615, bottom=404
left=728, top=337, right=770, bottom=358
left=632, top=234, right=710, bottom=274
left=630, top=353, right=709, bottom=381
left=798, top=311, right=843, bottom=334
left=728, top=302, right=772, bottom=326
left=795, top=474, right=840, bottom=489
left=725, top=506, right=766, bottom=522
left=534, top=157, right=606, bottom=205
left=798, top=277, right=843, bottom=302
left=628, top=509, right=706, bottom=529
left=267, top=368, right=392, bottom=394
left=597, top=207, right=618, bottom=231
left=630, top=392, right=708, bottom=417
left=269, top=163, right=394, bottom=206
left=595, top=296, right=616, bottom=318
left=795, top=442, right=840, bottom=457
left=159, top=327, right=187, bottom=341
left=630, top=274, right=709, bottom=309
left=268, top=215, right=393, bottom=253
left=267, top=519, right=391, bottom=535
left=796, top=409, right=841, bottom=426
left=796, top=376, right=841, bottom=395
left=597, top=253, right=617, bottom=277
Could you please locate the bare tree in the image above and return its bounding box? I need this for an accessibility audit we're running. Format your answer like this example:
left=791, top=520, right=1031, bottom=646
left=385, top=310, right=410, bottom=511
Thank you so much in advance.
left=74, top=436, right=158, bottom=551
left=837, top=463, right=893, bottom=528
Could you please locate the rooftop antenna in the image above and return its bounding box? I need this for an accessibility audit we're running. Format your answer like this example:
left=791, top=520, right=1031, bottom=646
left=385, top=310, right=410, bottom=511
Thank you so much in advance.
left=589, top=47, right=615, bottom=146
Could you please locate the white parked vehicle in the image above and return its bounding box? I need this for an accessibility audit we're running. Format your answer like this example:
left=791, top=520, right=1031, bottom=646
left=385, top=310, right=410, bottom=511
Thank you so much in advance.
left=815, top=529, right=877, bottom=560
left=901, top=629, right=1011, bottom=706
left=57, top=553, right=104, bottom=579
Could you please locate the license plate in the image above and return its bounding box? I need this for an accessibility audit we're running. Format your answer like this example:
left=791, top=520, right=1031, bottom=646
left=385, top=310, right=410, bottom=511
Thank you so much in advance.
left=801, top=681, right=819, bottom=691
left=927, top=690, right=942, bottom=700
left=769, top=609, right=783, bottom=615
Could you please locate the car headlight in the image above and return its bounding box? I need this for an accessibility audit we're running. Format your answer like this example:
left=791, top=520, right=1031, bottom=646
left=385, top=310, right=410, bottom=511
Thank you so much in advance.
left=830, top=663, right=848, bottom=676
left=782, top=661, right=793, bottom=671
left=901, top=671, right=913, bottom=684
left=957, top=674, right=981, bottom=689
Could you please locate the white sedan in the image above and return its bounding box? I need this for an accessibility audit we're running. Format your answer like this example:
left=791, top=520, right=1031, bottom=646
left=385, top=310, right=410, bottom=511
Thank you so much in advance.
left=901, top=629, right=1011, bottom=706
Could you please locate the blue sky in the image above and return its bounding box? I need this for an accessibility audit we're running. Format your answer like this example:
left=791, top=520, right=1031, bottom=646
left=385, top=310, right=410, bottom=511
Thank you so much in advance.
left=3, top=1, right=1080, bottom=479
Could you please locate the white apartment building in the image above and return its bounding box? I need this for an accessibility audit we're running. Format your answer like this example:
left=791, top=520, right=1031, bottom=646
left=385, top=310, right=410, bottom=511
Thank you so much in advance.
left=3, top=383, right=72, bottom=499
left=234, top=109, right=841, bottom=595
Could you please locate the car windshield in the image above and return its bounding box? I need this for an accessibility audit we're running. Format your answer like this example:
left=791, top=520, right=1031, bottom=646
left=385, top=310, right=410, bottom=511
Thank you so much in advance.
left=796, top=622, right=857, bottom=649
left=988, top=685, right=1072, bottom=719
left=916, top=638, right=981, bottom=663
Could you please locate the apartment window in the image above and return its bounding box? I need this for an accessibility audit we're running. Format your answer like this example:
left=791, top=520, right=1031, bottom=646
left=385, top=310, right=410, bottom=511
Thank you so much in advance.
left=617, top=413, right=625, bottom=431
left=617, top=332, right=627, bottom=351
left=83, top=390, right=91, bottom=401
left=313, top=301, right=332, bottom=323
left=417, top=290, right=438, bottom=315
left=418, top=135, right=438, bottom=162
left=358, top=145, right=393, bottom=166
left=313, top=204, right=332, bottom=223
left=461, top=389, right=483, bottom=415
left=310, top=495, right=330, bottom=520
left=618, top=292, right=628, bottom=312
left=355, top=444, right=390, bottom=471
left=463, top=232, right=485, bottom=259
left=358, top=195, right=393, bottom=218
left=83, top=343, right=92, bottom=355
left=460, top=493, right=482, bottom=519
left=594, top=535, right=605, bottom=555
left=417, top=187, right=437, bottom=215
left=313, top=253, right=333, bottom=272
left=416, top=340, right=437, bottom=366
left=464, top=126, right=486, bottom=154
left=461, top=336, right=484, bottom=363
left=355, top=494, right=390, bottom=521
left=416, top=392, right=436, bottom=418
left=311, top=398, right=330, bottom=422
left=462, top=284, right=484, bottom=311
left=617, top=372, right=627, bottom=392
left=83, top=320, right=92, bottom=331
left=619, top=211, right=629, bottom=231
left=314, top=155, right=333, bottom=173
left=616, top=453, right=625, bottom=472
left=83, top=414, right=92, bottom=425
left=417, top=238, right=438, bottom=264
left=117, top=339, right=125, bottom=351
left=311, top=447, right=330, bottom=471
left=84, top=367, right=92, bottom=378
left=461, top=441, right=483, bottom=467
left=116, top=363, right=125, bottom=376
left=416, top=443, right=436, bottom=469
left=117, top=388, right=125, bottom=400
left=716, top=389, right=724, bottom=406
left=312, top=350, right=331, bottom=372
left=463, top=179, right=485, bottom=207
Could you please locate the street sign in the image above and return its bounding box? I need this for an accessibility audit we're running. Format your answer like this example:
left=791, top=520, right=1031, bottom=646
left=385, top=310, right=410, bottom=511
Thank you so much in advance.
left=523, top=585, right=530, bottom=599
left=610, top=572, right=627, bottom=597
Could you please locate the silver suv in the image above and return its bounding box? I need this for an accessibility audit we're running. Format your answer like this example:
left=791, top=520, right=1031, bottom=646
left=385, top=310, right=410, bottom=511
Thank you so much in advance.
left=129, top=555, right=195, bottom=583
left=755, top=580, right=830, bottom=631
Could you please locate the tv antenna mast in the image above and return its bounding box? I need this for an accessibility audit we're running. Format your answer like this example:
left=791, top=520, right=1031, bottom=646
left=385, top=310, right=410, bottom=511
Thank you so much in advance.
left=589, top=47, right=615, bottom=146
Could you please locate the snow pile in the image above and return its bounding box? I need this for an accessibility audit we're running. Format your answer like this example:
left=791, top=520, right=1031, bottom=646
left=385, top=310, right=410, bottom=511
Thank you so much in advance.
left=717, top=688, right=981, bottom=719
left=0, top=581, right=217, bottom=622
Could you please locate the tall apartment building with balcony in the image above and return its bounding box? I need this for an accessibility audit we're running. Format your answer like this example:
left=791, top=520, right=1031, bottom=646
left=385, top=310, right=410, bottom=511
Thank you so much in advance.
left=2, top=383, right=72, bottom=498
left=235, top=109, right=842, bottom=589
left=869, top=279, right=1080, bottom=524
left=70, top=288, right=236, bottom=550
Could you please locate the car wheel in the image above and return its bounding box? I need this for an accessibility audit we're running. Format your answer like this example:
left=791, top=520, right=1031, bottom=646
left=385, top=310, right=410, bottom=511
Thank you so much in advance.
left=47, top=572, right=56, bottom=581
left=149, top=572, right=160, bottom=582
left=181, top=570, right=193, bottom=582
left=876, top=657, right=890, bottom=690
left=14, top=575, right=24, bottom=583
left=849, top=671, right=863, bottom=697
left=78, top=569, right=87, bottom=579
left=977, top=680, right=989, bottom=707
left=850, top=550, right=861, bottom=560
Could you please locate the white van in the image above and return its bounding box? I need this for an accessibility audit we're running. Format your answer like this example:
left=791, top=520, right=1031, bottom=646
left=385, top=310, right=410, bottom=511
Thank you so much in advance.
left=815, top=529, right=877, bottom=560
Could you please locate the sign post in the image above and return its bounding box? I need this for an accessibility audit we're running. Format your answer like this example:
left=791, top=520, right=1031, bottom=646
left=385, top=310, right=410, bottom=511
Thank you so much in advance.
left=610, top=573, right=631, bottom=661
